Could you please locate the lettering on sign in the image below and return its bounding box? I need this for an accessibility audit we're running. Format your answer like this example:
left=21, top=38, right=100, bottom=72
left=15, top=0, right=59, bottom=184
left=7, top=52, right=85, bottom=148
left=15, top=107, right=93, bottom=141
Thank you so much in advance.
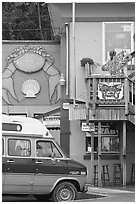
left=94, top=127, right=118, bottom=136
left=82, top=123, right=118, bottom=136
left=82, top=123, right=95, bottom=132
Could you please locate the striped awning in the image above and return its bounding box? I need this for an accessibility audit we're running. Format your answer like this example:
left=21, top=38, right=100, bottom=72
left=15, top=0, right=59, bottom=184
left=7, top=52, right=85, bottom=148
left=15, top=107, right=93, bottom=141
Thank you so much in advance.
left=69, top=104, right=86, bottom=120
left=68, top=103, right=131, bottom=121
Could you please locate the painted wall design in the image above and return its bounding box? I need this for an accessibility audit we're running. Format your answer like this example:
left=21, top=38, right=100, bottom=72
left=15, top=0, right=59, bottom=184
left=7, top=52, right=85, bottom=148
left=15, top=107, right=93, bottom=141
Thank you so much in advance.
left=2, top=45, right=60, bottom=105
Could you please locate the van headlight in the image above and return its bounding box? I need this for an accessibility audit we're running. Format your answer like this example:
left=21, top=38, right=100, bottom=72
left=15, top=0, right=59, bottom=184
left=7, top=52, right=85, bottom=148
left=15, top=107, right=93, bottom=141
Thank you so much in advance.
left=80, top=171, right=87, bottom=175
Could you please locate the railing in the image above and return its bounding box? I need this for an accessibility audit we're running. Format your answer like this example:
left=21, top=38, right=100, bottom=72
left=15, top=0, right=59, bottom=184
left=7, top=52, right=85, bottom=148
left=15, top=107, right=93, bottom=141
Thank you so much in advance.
left=128, top=78, right=135, bottom=107
left=84, top=57, right=135, bottom=118
left=85, top=75, right=135, bottom=116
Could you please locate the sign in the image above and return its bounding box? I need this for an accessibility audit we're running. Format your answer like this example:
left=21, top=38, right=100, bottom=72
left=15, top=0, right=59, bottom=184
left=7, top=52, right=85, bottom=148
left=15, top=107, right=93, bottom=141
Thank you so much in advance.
left=94, top=126, right=118, bottom=136
left=85, top=123, right=119, bottom=136
left=43, top=116, right=60, bottom=128
left=82, top=123, right=95, bottom=132
left=98, top=82, right=123, bottom=100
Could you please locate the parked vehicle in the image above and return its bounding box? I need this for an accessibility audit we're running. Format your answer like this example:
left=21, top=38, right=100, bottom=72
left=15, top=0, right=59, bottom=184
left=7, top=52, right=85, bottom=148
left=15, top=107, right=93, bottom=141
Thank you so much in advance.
left=2, top=114, right=88, bottom=202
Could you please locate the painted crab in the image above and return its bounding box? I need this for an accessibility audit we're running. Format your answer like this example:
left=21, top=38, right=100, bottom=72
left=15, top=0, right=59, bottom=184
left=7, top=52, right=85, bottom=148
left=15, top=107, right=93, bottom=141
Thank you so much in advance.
left=2, top=46, right=61, bottom=105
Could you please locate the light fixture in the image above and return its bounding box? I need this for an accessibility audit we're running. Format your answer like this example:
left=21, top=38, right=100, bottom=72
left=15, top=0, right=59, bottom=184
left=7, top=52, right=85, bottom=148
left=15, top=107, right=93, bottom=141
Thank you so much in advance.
left=60, top=73, right=65, bottom=86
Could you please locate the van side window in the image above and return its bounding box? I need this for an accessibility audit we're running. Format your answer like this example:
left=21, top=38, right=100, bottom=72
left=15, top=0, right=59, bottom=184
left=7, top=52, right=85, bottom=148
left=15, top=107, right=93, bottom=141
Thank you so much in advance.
left=2, top=139, right=4, bottom=155
left=8, top=139, right=31, bottom=157
left=36, top=141, right=62, bottom=158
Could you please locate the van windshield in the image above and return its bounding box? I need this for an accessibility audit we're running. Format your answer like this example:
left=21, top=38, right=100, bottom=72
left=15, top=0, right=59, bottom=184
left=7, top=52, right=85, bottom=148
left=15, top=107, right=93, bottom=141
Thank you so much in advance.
left=55, top=141, right=69, bottom=158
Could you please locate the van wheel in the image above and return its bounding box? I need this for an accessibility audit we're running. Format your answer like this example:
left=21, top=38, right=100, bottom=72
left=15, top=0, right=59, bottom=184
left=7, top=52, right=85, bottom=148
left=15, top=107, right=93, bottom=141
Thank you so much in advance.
left=52, top=182, right=77, bottom=202
left=34, top=194, right=51, bottom=201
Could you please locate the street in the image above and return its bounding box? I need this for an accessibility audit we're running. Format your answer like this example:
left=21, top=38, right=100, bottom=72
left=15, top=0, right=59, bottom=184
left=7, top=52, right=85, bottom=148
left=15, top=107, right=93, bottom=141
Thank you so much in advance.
left=2, top=190, right=135, bottom=202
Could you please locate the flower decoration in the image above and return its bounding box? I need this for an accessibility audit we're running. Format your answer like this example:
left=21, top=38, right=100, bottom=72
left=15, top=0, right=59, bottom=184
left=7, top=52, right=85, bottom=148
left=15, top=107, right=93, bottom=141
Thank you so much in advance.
left=80, top=58, right=94, bottom=67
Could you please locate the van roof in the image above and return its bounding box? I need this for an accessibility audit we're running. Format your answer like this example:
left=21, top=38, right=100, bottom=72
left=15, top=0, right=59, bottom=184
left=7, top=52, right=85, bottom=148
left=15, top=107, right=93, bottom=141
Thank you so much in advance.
left=2, top=114, right=53, bottom=138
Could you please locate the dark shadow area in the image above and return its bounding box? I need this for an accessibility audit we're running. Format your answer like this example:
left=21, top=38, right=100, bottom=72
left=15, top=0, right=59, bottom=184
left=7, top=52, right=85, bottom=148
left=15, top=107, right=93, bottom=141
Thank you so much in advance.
left=2, top=193, right=106, bottom=202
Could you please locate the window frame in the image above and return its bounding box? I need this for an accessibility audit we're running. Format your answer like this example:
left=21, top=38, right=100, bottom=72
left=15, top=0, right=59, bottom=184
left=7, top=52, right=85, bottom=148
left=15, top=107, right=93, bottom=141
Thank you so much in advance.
left=102, top=21, right=135, bottom=64
left=35, top=140, right=63, bottom=158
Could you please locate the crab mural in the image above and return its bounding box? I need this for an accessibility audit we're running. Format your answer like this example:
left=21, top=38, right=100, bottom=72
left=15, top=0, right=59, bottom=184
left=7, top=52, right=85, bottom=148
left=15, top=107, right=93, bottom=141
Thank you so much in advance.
left=2, top=46, right=61, bottom=105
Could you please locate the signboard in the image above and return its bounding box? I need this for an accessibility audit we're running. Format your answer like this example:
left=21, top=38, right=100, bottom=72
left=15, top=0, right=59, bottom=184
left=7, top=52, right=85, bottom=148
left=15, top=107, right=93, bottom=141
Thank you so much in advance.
left=43, top=116, right=60, bottom=128
left=86, top=123, right=119, bottom=136
left=98, top=82, right=123, bottom=100
left=82, top=123, right=95, bottom=132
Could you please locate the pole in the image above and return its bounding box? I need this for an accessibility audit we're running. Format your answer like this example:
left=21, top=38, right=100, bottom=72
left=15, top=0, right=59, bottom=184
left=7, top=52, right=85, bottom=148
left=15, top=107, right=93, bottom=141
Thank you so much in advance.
left=122, top=121, right=127, bottom=188
left=98, top=121, right=102, bottom=187
left=90, top=125, right=94, bottom=185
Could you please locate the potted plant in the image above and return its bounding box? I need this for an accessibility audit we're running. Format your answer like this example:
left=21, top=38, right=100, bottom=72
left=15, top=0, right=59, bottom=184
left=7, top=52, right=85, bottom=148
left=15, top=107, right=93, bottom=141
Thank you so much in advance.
left=80, top=58, right=94, bottom=67
left=80, top=58, right=95, bottom=75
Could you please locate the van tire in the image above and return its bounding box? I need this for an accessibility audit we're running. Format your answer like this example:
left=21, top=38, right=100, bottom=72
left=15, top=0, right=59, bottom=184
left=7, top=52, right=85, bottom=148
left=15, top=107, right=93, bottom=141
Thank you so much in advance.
left=34, top=194, right=51, bottom=201
left=52, top=181, right=77, bottom=202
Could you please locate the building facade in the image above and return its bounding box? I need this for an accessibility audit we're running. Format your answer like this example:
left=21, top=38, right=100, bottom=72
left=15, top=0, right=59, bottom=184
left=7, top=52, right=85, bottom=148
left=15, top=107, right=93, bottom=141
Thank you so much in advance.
left=49, top=3, right=135, bottom=185
left=2, top=2, right=135, bottom=185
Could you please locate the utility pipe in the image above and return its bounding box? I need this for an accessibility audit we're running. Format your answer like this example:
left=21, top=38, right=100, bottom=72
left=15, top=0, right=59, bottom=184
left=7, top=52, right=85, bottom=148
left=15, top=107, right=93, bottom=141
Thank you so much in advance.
left=72, top=2, right=76, bottom=106
left=65, top=23, right=69, bottom=96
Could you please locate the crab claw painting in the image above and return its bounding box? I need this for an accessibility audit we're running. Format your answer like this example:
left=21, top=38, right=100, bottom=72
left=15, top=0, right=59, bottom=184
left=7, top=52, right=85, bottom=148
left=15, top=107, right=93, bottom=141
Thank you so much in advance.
left=2, top=46, right=61, bottom=105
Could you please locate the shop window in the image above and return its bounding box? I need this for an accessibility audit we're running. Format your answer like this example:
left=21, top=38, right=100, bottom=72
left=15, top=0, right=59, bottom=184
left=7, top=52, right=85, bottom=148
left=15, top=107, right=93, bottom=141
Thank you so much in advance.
left=86, top=135, right=119, bottom=153
left=86, top=136, right=98, bottom=152
left=101, top=137, right=119, bottom=152
left=85, top=123, right=119, bottom=154
left=8, top=139, right=31, bottom=157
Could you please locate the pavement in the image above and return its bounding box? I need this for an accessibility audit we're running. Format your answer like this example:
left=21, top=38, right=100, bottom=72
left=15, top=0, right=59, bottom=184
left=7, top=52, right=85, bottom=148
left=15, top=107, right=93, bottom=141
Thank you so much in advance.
left=87, top=184, right=135, bottom=194
left=84, top=184, right=135, bottom=202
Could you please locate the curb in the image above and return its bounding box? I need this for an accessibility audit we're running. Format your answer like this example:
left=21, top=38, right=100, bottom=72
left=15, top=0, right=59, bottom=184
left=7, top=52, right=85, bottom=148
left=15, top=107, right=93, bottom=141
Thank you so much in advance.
left=87, top=186, right=135, bottom=194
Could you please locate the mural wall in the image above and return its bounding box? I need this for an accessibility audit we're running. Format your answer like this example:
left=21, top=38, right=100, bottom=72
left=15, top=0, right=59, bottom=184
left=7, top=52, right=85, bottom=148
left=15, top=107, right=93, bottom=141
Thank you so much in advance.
left=2, top=43, right=60, bottom=107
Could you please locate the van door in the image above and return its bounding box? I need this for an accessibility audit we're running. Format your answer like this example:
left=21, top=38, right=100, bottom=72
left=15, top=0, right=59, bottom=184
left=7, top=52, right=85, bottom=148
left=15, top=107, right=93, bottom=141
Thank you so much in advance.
left=4, top=137, right=33, bottom=193
left=33, top=140, right=68, bottom=194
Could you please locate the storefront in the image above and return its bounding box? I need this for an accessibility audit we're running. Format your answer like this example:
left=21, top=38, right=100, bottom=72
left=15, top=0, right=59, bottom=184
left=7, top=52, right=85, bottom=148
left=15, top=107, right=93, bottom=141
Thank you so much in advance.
left=69, top=119, right=135, bottom=185
left=54, top=2, right=135, bottom=185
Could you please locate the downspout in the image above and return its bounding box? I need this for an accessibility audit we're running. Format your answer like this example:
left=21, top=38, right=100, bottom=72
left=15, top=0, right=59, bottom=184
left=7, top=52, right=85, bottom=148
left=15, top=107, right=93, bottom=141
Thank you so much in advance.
left=72, top=2, right=76, bottom=106
left=65, top=23, right=69, bottom=96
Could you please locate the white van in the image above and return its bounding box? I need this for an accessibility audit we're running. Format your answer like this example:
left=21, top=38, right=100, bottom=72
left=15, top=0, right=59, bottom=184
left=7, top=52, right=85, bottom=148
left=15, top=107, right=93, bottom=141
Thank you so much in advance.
left=2, top=114, right=88, bottom=202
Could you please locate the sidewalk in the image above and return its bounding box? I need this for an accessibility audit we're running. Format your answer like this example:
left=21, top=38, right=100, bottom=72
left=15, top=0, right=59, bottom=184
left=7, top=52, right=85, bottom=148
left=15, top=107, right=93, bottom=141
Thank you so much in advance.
left=87, top=184, right=135, bottom=195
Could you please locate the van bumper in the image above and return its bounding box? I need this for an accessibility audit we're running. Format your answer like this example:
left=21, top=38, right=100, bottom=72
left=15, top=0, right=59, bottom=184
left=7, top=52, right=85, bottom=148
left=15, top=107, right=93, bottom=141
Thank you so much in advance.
left=82, top=184, right=88, bottom=193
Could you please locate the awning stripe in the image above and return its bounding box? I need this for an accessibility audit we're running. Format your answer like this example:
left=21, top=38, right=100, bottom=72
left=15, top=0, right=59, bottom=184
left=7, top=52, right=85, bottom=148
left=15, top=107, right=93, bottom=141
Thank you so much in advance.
left=69, top=104, right=86, bottom=120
